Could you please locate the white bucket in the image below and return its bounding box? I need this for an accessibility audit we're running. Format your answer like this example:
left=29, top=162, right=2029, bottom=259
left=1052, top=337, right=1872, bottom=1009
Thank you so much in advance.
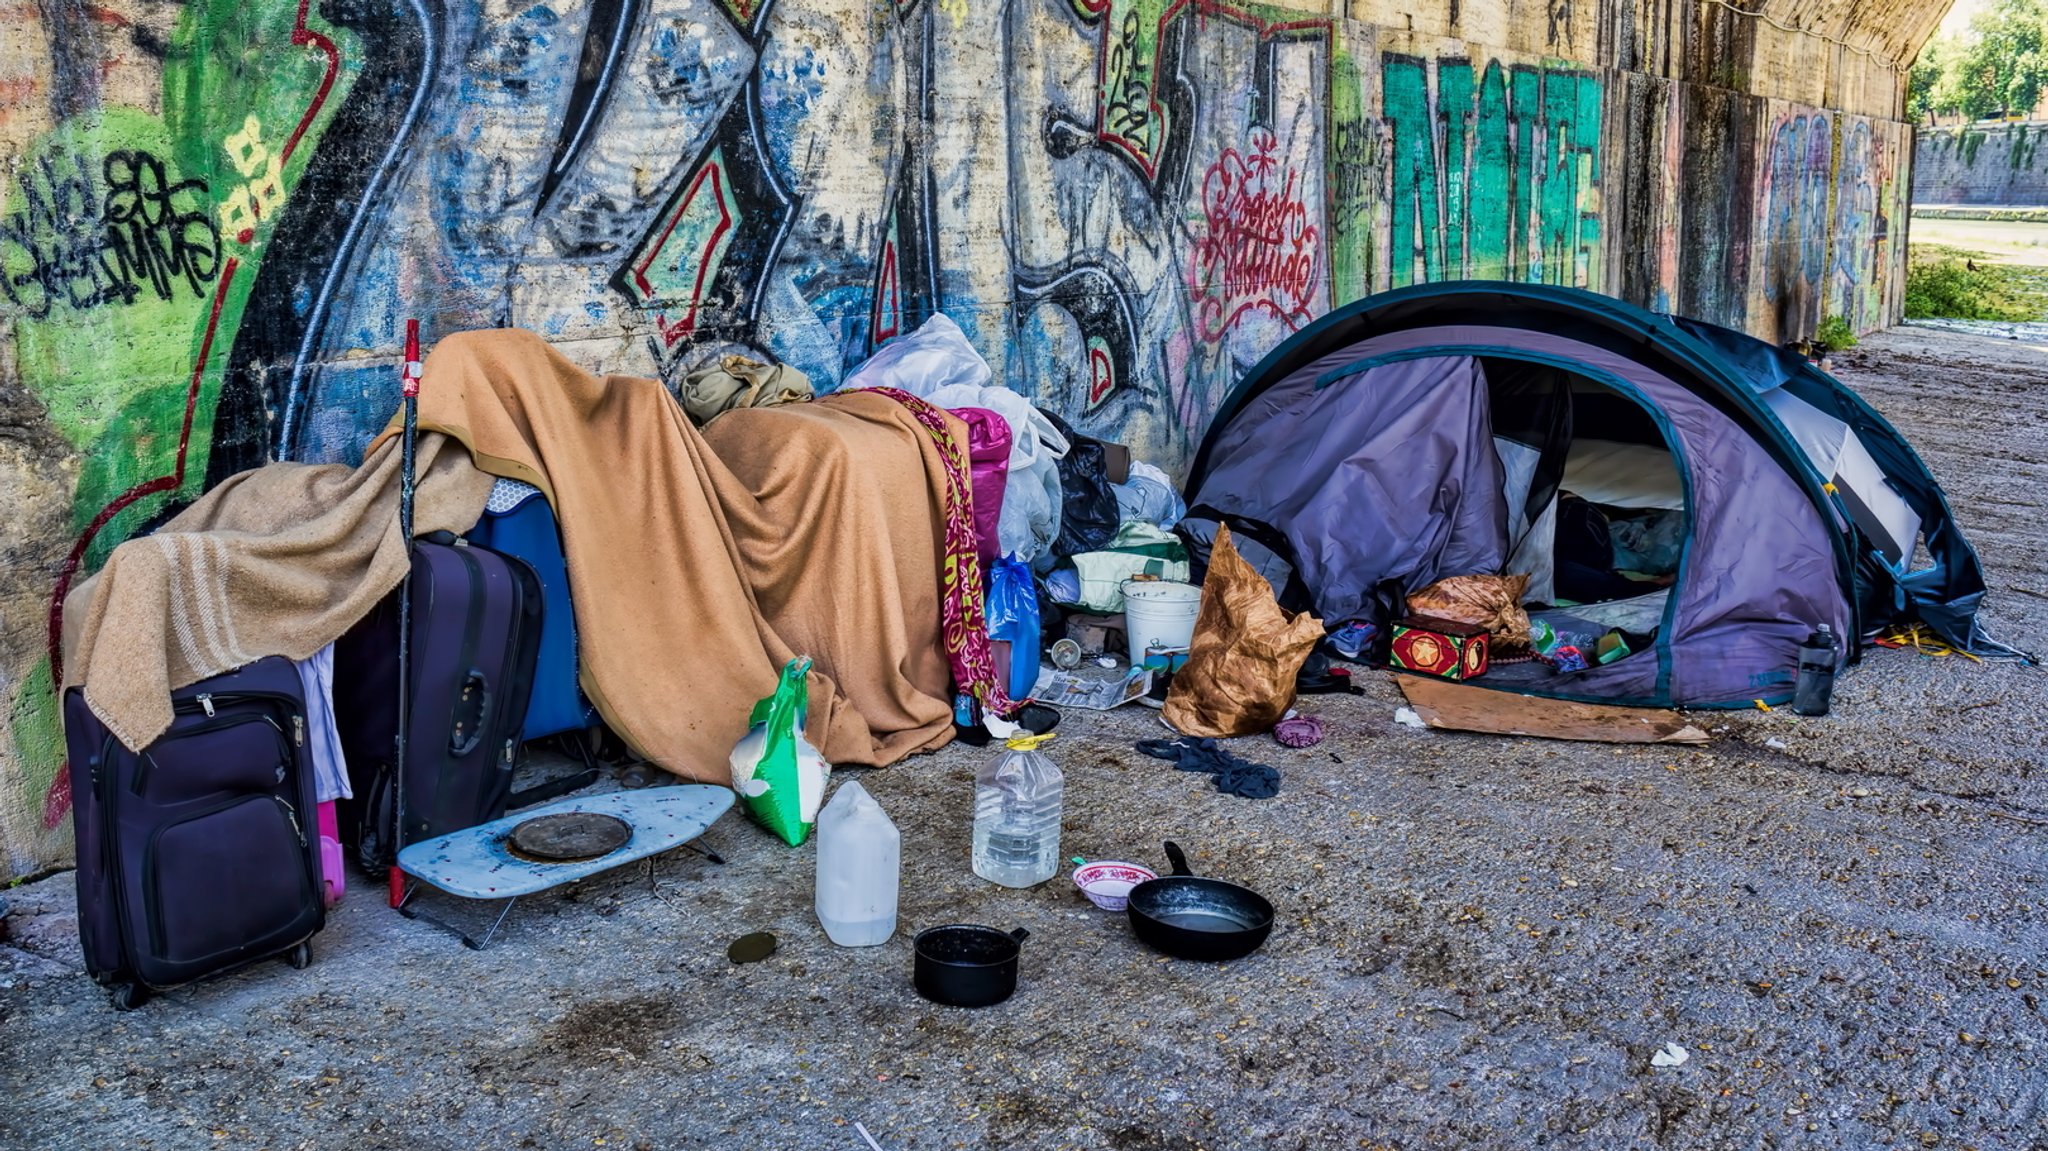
left=1121, top=580, right=1202, bottom=667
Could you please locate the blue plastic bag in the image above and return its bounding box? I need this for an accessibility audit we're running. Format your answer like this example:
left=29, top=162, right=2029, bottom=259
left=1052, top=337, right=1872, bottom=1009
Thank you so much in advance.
left=986, top=557, right=1041, bottom=700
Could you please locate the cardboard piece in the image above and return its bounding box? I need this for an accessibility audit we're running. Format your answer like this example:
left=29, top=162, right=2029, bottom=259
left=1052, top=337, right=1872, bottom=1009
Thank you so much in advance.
left=1395, top=674, right=1710, bottom=744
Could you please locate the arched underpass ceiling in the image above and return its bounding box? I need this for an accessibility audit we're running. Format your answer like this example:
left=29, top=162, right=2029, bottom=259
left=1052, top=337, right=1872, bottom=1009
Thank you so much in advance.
left=1760, top=0, right=1957, bottom=70
left=1340, top=0, right=1958, bottom=117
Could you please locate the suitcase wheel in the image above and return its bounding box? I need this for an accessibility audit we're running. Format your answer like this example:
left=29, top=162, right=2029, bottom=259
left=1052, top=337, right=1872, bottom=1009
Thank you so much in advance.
left=285, top=942, right=312, bottom=970
left=109, top=982, right=150, bottom=1012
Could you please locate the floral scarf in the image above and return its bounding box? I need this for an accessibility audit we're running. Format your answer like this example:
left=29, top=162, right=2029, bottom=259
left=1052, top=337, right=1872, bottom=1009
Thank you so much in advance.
left=864, top=387, right=1015, bottom=717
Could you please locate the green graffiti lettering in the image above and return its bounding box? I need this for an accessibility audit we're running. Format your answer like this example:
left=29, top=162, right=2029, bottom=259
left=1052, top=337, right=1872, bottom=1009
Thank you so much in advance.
left=1381, top=54, right=1604, bottom=289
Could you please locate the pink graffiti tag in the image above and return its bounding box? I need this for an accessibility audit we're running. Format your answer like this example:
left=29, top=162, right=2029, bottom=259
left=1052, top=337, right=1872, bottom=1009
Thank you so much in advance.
left=1188, top=130, right=1320, bottom=341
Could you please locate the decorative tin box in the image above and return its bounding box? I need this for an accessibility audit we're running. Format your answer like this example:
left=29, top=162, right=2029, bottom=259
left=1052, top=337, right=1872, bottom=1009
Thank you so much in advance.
left=1389, top=615, right=1490, bottom=680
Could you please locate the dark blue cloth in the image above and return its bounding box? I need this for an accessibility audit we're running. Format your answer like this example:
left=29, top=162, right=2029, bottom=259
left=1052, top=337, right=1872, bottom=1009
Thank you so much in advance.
left=467, top=490, right=596, bottom=741
left=1135, top=738, right=1281, bottom=799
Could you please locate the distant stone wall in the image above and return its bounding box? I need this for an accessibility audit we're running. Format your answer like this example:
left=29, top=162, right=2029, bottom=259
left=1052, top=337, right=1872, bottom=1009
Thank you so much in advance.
left=1914, top=124, right=2048, bottom=206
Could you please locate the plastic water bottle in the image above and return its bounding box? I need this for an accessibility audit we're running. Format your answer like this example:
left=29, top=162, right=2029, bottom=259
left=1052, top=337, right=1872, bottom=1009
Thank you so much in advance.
left=1791, top=624, right=1839, bottom=717
left=972, top=734, right=1063, bottom=888
left=815, top=781, right=899, bottom=946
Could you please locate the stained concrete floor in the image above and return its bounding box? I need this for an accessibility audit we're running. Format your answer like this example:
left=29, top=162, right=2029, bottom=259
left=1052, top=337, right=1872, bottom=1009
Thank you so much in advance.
left=2, top=325, right=2045, bottom=1151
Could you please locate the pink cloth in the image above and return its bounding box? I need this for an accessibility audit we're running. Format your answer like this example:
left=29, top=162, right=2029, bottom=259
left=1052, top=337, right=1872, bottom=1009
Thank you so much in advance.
left=1273, top=714, right=1325, bottom=748
left=954, top=407, right=1011, bottom=563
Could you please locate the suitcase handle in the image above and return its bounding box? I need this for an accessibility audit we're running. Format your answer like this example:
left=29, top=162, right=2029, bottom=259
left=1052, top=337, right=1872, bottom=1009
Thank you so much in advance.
left=449, top=669, right=492, bottom=757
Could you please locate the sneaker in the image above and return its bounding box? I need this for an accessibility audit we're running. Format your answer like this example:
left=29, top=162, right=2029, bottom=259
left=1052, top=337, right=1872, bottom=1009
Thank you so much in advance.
left=1327, top=619, right=1376, bottom=660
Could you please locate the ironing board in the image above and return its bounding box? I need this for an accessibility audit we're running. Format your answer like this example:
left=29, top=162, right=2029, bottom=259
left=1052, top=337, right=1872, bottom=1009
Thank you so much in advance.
left=396, top=785, right=735, bottom=948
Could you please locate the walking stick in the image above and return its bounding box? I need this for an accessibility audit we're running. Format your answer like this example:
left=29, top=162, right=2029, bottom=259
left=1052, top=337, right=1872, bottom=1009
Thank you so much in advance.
left=389, top=320, right=422, bottom=909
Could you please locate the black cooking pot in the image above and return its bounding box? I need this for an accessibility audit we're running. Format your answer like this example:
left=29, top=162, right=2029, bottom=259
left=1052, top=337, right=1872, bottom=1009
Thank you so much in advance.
left=912, top=924, right=1030, bottom=1007
left=1126, top=842, right=1274, bottom=962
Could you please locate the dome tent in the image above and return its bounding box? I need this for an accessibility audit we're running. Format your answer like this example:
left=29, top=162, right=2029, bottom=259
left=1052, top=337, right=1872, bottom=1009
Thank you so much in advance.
left=1180, top=282, right=1995, bottom=708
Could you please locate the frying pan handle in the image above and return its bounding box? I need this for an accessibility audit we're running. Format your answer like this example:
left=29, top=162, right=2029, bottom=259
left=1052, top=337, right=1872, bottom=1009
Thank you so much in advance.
left=1008, top=928, right=1030, bottom=944
left=1163, top=841, right=1194, bottom=877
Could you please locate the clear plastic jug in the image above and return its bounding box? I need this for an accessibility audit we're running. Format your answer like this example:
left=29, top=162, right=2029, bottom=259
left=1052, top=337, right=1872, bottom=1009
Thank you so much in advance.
left=815, top=780, right=900, bottom=946
left=972, top=734, right=1063, bottom=888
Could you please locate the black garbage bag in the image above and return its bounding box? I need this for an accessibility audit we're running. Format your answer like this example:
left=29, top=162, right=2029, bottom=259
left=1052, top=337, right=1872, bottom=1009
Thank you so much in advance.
left=1039, top=409, right=1119, bottom=558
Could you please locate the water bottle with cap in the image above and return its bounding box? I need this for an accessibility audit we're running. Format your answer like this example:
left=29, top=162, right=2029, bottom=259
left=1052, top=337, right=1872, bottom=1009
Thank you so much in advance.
left=1791, top=624, right=1839, bottom=716
left=815, top=780, right=899, bottom=946
left=972, top=733, right=1063, bottom=888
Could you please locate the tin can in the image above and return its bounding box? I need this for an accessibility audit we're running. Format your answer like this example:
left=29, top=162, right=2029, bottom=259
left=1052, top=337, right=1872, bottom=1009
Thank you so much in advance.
left=1049, top=638, right=1084, bottom=670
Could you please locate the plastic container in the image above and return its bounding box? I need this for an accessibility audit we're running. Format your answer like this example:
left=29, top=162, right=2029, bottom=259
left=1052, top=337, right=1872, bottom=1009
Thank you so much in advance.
left=815, top=781, right=900, bottom=946
left=972, top=734, right=1064, bottom=888
left=1791, top=624, right=1839, bottom=717
left=1122, top=580, right=1201, bottom=667
left=316, top=800, right=346, bottom=908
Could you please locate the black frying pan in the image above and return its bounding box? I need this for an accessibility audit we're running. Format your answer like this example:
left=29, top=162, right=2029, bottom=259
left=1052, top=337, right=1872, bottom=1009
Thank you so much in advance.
left=1126, top=842, right=1274, bottom=962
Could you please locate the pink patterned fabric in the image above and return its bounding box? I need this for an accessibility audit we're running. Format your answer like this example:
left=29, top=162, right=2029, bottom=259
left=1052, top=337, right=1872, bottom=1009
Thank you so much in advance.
left=953, top=407, right=1011, bottom=564
left=865, top=388, right=1015, bottom=716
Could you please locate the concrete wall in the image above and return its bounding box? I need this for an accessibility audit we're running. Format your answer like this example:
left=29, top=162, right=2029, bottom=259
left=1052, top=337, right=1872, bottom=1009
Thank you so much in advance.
left=0, top=0, right=1926, bottom=876
left=1914, top=124, right=2048, bottom=206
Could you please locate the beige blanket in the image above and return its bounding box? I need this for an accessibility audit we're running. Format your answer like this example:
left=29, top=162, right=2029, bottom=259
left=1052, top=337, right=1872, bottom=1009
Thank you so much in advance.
left=368, top=329, right=957, bottom=776
left=63, top=434, right=493, bottom=751
left=69, top=330, right=960, bottom=780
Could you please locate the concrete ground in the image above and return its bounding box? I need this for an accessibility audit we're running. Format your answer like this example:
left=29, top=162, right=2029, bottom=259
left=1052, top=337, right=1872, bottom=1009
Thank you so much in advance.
left=3, top=326, right=2045, bottom=1151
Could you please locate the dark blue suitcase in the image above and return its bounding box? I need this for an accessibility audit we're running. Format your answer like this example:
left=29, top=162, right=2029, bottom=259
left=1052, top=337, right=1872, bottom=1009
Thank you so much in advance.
left=465, top=486, right=595, bottom=741
left=332, top=538, right=543, bottom=871
left=64, top=656, right=323, bottom=1010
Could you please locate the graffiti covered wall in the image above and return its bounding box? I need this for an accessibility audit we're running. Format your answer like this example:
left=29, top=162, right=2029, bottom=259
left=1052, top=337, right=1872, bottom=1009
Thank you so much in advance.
left=0, top=0, right=1920, bottom=874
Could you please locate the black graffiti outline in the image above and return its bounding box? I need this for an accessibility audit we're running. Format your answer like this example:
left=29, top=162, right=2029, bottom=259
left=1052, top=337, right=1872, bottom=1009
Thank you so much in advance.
left=255, top=0, right=444, bottom=466
left=1012, top=257, right=1145, bottom=414
left=536, top=0, right=642, bottom=213
left=869, top=0, right=940, bottom=349
left=0, top=149, right=220, bottom=320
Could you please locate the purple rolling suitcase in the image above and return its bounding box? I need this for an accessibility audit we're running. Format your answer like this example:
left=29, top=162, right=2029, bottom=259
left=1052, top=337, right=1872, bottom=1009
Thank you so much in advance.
left=333, top=537, right=543, bottom=871
left=64, top=656, right=324, bottom=1010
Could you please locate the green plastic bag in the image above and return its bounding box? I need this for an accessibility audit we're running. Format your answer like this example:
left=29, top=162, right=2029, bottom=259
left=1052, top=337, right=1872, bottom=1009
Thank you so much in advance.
left=728, top=657, right=832, bottom=846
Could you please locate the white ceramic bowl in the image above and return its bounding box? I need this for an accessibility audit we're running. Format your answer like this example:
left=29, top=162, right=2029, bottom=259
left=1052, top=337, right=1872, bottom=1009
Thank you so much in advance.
left=1072, top=861, right=1158, bottom=911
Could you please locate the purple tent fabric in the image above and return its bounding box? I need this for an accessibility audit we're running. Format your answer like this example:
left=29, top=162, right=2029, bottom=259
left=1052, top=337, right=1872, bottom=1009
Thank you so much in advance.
left=1198, top=355, right=1507, bottom=625
left=1186, top=325, right=1851, bottom=706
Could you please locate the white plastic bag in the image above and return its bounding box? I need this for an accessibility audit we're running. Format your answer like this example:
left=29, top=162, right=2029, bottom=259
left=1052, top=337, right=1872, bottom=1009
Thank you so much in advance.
left=839, top=313, right=991, bottom=396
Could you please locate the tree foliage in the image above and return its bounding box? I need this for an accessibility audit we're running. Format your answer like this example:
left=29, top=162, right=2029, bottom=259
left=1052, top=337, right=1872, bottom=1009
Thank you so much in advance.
left=1911, top=0, right=2048, bottom=122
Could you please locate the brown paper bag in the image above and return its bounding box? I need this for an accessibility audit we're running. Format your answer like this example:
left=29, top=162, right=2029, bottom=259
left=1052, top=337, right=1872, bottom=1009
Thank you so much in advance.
left=1405, top=573, right=1532, bottom=650
left=1163, top=524, right=1324, bottom=737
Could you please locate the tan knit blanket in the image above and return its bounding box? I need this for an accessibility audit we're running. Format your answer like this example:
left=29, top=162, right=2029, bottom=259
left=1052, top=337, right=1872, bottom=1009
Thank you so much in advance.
left=67, top=329, right=958, bottom=776
left=370, top=329, right=956, bottom=777
left=63, top=433, right=494, bottom=751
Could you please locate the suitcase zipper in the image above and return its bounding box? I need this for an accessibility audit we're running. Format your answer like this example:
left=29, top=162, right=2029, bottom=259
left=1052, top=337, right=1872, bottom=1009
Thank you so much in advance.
left=91, top=733, right=133, bottom=983
left=273, top=795, right=307, bottom=847
left=134, top=714, right=289, bottom=795
left=172, top=691, right=297, bottom=716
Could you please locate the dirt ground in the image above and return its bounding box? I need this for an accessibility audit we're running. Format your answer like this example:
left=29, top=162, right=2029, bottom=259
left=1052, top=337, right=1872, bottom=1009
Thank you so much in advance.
left=1908, top=216, right=2048, bottom=265
left=2, top=325, right=2044, bottom=1151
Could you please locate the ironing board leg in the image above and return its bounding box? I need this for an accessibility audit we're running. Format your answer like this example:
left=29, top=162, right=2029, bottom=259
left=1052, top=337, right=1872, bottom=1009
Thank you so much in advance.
left=467, top=897, right=519, bottom=951
left=679, top=837, right=726, bottom=865
left=397, top=885, right=521, bottom=951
